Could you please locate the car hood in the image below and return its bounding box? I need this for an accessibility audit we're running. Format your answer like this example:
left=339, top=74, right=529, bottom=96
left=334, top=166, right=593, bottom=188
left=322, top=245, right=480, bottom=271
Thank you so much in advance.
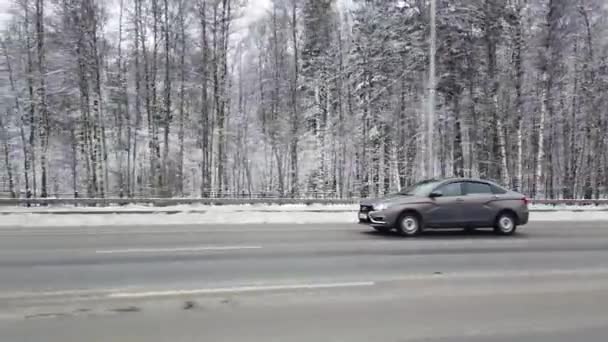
left=360, top=194, right=428, bottom=208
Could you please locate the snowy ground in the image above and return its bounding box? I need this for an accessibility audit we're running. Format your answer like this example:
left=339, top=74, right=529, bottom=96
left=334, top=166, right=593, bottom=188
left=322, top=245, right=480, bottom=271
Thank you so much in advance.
left=0, top=204, right=357, bottom=214
left=0, top=204, right=607, bottom=227
left=1, top=203, right=606, bottom=213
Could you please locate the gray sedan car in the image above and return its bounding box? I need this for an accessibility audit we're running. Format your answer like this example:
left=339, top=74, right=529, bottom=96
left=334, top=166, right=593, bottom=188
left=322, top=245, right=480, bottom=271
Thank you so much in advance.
left=359, top=179, right=529, bottom=236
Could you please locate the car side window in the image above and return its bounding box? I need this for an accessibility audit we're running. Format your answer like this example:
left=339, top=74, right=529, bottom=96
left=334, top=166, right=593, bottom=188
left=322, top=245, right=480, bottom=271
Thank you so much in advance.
left=490, top=184, right=507, bottom=194
left=437, top=182, right=463, bottom=197
left=466, top=182, right=493, bottom=195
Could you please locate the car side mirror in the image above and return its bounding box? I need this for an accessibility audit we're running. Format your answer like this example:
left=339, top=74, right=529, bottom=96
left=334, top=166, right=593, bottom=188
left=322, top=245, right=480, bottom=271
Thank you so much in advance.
left=429, top=190, right=443, bottom=198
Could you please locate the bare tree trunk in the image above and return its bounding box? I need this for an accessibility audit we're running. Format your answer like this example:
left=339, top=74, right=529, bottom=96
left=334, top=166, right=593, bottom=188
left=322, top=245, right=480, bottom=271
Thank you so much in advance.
left=496, top=115, right=510, bottom=186
left=76, top=23, right=94, bottom=197
left=579, top=3, right=602, bottom=199
left=35, top=0, right=49, bottom=199
left=132, top=0, right=143, bottom=197
left=162, top=0, right=172, bottom=196
left=198, top=0, right=210, bottom=196
left=464, top=35, right=479, bottom=178
left=177, top=0, right=186, bottom=196
left=141, top=0, right=161, bottom=195
left=535, top=0, right=558, bottom=199
left=211, top=2, right=219, bottom=194
left=336, top=19, right=346, bottom=197
left=214, top=0, right=231, bottom=195
left=85, top=0, right=106, bottom=198
left=117, top=0, right=128, bottom=197
left=513, top=0, right=525, bottom=192
left=289, top=0, right=299, bottom=197
left=0, top=112, right=16, bottom=198
left=75, top=1, right=95, bottom=197
left=563, top=38, right=579, bottom=198
left=70, top=124, right=78, bottom=197
left=2, top=37, right=30, bottom=197
left=452, top=96, right=464, bottom=177
left=152, top=0, right=162, bottom=193
left=397, top=76, right=407, bottom=189
left=536, top=71, right=548, bottom=198
left=485, top=1, right=507, bottom=184
left=24, top=0, right=38, bottom=197
left=361, top=67, right=371, bottom=197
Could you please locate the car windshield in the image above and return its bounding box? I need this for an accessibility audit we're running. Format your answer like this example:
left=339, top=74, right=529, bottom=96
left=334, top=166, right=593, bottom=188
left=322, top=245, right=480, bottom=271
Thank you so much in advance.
left=399, top=180, right=441, bottom=196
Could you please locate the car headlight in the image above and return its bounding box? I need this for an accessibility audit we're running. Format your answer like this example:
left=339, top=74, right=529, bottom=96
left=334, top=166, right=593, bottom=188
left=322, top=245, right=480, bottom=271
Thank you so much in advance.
left=374, top=203, right=390, bottom=211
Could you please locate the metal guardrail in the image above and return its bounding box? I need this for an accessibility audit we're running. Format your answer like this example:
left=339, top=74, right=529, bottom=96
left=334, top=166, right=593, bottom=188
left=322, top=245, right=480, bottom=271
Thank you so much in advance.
left=1, top=198, right=608, bottom=207
left=0, top=197, right=360, bottom=207
left=532, top=199, right=608, bottom=206
left=0, top=191, right=350, bottom=200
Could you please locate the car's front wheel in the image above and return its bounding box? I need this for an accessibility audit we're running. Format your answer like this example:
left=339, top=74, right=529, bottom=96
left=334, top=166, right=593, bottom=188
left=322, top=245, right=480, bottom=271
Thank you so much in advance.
left=396, top=212, right=422, bottom=237
left=494, top=212, right=517, bottom=236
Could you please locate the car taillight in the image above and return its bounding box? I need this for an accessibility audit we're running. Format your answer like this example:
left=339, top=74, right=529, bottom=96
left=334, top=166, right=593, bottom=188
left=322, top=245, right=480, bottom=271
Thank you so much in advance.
left=522, top=197, right=530, bottom=206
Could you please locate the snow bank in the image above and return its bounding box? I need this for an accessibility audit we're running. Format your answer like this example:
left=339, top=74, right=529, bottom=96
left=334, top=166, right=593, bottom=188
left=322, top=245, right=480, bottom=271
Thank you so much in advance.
left=0, top=203, right=359, bottom=214
left=530, top=211, right=608, bottom=221
left=531, top=204, right=608, bottom=212
left=0, top=211, right=356, bottom=227
left=2, top=203, right=606, bottom=214
left=0, top=206, right=607, bottom=227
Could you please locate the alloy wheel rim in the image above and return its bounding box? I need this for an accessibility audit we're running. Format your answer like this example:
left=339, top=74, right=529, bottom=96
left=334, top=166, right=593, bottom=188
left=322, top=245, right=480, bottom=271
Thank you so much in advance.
left=500, top=217, right=514, bottom=232
left=402, top=217, right=418, bottom=234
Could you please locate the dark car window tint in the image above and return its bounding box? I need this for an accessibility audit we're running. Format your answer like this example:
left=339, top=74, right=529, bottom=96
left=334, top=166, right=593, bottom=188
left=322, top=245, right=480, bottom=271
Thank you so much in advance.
left=400, top=180, right=441, bottom=197
left=491, top=184, right=507, bottom=194
left=466, top=182, right=493, bottom=195
left=438, top=183, right=463, bottom=197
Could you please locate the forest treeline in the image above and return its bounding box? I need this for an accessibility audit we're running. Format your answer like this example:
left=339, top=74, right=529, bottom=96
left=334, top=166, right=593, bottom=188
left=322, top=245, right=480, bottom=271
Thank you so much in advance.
left=1, top=0, right=607, bottom=199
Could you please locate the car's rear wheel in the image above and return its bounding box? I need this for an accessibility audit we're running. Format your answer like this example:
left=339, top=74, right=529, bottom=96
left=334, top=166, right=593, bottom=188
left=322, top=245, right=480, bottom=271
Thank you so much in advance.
left=494, top=212, right=517, bottom=236
left=396, top=212, right=421, bottom=237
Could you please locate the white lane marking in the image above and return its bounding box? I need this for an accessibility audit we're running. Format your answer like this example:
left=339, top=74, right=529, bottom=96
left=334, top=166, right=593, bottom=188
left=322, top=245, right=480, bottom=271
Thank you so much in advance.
left=0, top=288, right=122, bottom=300
left=95, top=246, right=262, bottom=254
left=0, top=290, right=111, bottom=299
left=107, top=281, right=376, bottom=299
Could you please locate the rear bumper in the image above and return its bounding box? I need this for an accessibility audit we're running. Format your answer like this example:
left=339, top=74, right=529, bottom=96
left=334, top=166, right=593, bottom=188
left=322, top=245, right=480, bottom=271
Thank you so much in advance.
left=518, top=210, right=529, bottom=225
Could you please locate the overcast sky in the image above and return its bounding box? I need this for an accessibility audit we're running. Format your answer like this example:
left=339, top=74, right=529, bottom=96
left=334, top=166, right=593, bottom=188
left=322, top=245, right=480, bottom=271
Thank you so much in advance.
left=0, top=0, right=272, bottom=30
left=0, top=0, right=11, bottom=29
left=0, top=0, right=359, bottom=35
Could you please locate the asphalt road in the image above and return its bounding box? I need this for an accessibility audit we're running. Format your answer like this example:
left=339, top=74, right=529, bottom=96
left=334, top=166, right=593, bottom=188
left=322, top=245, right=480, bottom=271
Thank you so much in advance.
left=2, top=221, right=608, bottom=341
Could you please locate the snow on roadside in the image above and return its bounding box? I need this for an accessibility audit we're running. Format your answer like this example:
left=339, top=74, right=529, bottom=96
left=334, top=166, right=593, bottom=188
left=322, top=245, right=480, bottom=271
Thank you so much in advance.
left=531, top=211, right=608, bottom=221
left=0, top=207, right=607, bottom=227
left=1, top=203, right=607, bottom=214
left=0, top=211, right=357, bottom=227
left=0, top=204, right=359, bottom=214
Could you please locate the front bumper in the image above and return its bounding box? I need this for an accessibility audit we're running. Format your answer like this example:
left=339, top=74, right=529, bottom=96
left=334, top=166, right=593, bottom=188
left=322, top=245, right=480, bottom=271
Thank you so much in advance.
left=358, top=209, right=390, bottom=227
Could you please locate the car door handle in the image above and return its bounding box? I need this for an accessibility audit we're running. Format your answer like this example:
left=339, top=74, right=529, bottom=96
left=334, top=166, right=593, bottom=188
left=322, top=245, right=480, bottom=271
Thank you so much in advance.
left=456, top=198, right=465, bottom=202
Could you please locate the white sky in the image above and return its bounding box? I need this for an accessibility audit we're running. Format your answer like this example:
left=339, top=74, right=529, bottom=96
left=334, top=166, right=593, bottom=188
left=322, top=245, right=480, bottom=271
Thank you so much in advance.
left=0, top=0, right=11, bottom=29
left=0, top=0, right=355, bottom=32
left=0, top=0, right=273, bottom=30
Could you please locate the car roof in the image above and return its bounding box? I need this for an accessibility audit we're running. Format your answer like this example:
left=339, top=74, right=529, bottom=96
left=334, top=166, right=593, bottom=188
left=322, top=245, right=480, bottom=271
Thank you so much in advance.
left=441, top=178, right=500, bottom=186
left=444, top=177, right=491, bottom=183
left=416, top=178, right=506, bottom=188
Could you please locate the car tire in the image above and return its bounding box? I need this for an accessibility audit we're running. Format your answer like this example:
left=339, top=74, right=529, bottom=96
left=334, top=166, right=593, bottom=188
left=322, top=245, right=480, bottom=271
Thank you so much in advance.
left=494, top=212, right=517, bottom=236
left=396, top=212, right=422, bottom=237
left=373, top=226, right=392, bottom=234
